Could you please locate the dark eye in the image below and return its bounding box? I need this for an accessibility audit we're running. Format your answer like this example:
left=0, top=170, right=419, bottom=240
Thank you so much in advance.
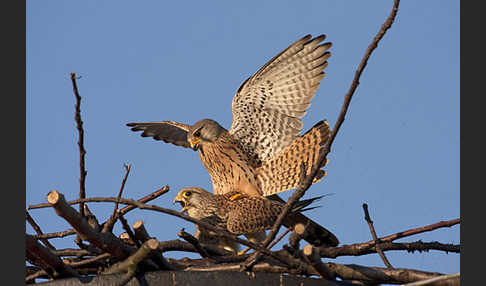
left=183, top=191, right=192, bottom=197
left=194, top=130, right=201, bottom=137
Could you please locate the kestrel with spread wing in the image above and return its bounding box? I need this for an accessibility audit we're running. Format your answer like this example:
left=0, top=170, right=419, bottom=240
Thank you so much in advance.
left=127, top=34, right=338, bottom=247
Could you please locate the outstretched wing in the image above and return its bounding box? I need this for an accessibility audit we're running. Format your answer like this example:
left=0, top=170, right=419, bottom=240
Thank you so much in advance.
left=126, top=121, right=191, bottom=148
left=229, top=34, right=332, bottom=162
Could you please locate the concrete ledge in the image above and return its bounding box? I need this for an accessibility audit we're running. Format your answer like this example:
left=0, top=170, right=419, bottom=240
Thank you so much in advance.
left=32, top=270, right=356, bottom=286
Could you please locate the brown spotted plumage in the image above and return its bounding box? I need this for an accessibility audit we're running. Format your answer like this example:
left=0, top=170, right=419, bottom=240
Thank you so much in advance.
left=173, top=187, right=328, bottom=252
left=128, top=34, right=339, bottom=247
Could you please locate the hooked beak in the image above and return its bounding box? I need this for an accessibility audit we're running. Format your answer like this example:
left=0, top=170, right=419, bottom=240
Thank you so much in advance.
left=189, top=138, right=201, bottom=151
left=173, top=194, right=188, bottom=213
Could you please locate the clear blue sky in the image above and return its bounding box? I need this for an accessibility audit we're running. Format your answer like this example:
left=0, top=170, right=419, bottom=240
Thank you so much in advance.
left=27, top=0, right=459, bottom=276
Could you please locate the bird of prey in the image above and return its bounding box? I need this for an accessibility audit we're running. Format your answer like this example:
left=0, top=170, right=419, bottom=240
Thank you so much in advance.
left=173, top=187, right=325, bottom=253
left=127, top=34, right=338, bottom=247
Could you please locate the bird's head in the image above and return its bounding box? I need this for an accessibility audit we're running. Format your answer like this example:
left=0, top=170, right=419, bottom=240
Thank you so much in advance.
left=187, top=119, right=225, bottom=151
left=173, top=187, right=215, bottom=218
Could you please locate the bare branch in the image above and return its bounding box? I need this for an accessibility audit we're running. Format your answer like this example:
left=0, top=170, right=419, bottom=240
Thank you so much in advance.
left=103, top=164, right=132, bottom=233
left=326, top=262, right=456, bottom=286
left=158, top=239, right=231, bottom=257
left=66, top=253, right=111, bottom=268
left=362, top=203, right=393, bottom=269
left=70, top=72, right=88, bottom=217
left=26, top=211, right=56, bottom=250
left=178, top=229, right=211, bottom=258
left=26, top=234, right=80, bottom=278
left=401, top=272, right=460, bottom=286
left=303, top=245, right=335, bottom=280
left=28, top=185, right=169, bottom=211
left=132, top=220, right=175, bottom=270
left=316, top=240, right=459, bottom=259
left=119, top=215, right=141, bottom=248
left=47, top=190, right=136, bottom=260
left=324, top=0, right=401, bottom=157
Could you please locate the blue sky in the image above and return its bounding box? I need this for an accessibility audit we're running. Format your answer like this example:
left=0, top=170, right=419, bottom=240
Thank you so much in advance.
left=27, top=0, right=459, bottom=276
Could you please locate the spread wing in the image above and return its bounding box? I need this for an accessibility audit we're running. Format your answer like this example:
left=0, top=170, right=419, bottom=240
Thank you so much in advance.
left=229, top=34, right=331, bottom=162
left=126, top=121, right=191, bottom=148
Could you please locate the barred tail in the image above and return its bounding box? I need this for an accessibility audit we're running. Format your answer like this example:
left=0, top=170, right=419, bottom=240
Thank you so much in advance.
left=258, top=120, right=330, bottom=196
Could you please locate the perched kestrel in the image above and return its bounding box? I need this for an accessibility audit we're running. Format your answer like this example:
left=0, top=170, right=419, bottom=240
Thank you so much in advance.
left=128, top=34, right=338, bottom=247
left=173, top=187, right=325, bottom=253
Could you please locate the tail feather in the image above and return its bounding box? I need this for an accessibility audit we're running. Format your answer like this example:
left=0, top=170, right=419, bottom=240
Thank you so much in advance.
left=291, top=195, right=324, bottom=213
left=267, top=194, right=339, bottom=247
left=258, top=120, right=330, bottom=196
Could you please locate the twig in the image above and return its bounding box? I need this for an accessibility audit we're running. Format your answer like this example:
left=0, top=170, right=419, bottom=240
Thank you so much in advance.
left=116, top=164, right=131, bottom=211
left=51, top=248, right=95, bottom=257
left=178, top=229, right=211, bottom=258
left=323, top=0, right=401, bottom=159
left=362, top=203, right=393, bottom=269
left=316, top=240, right=459, bottom=259
left=158, top=239, right=231, bottom=257
left=28, top=185, right=169, bottom=211
left=26, top=211, right=56, bottom=250
left=401, top=272, right=460, bottom=286
left=362, top=218, right=460, bottom=248
left=71, top=72, right=88, bottom=218
left=66, top=253, right=111, bottom=267
left=268, top=228, right=292, bottom=250
left=103, top=164, right=132, bottom=233
left=26, top=234, right=80, bottom=278
left=32, top=229, right=77, bottom=240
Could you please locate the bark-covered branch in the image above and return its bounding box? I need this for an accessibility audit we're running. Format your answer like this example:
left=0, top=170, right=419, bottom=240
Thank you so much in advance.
left=70, top=72, right=88, bottom=218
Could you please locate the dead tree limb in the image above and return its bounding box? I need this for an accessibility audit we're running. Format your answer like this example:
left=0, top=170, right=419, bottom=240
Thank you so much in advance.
left=41, top=194, right=293, bottom=266
left=402, top=272, right=460, bottom=286
left=178, top=229, right=211, bottom=258
left=28, top=185, right=169, bottom=211
left=30, top=186, right=170, bottom=241
left=132, top=220, right=175, bottom=270
left=26, top=234, right=80, bottom=279
left=119, top=215, right=141, bottom=248
left=103, top=164, right=132, bottom=233
left=47, top=190, right=136, bottom=260
left=324, top=0, right=401, bottom=157
left=65, top=253, right=111, bottom=268
left=362, top=218, right=460, bottom=248
left=70, top=72, right=87, bottom=218
left=158, top=239, right=231, bottom=257
left=326, top=263, right=456, bottom=286
left=26, top=211, right=56, bottom=250
left=103, top=238, right=160, bottom=275
left=316, top=240, right=459, bottom=259
left=362, top=203, right=393, bottom=269
left=303, top=245, right=335, bottom=280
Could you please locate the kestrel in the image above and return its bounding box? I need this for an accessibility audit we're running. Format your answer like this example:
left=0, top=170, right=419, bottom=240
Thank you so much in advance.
left=173, top=187, right=325, bottom=253
left=127, top=34, right=338, bottom=247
